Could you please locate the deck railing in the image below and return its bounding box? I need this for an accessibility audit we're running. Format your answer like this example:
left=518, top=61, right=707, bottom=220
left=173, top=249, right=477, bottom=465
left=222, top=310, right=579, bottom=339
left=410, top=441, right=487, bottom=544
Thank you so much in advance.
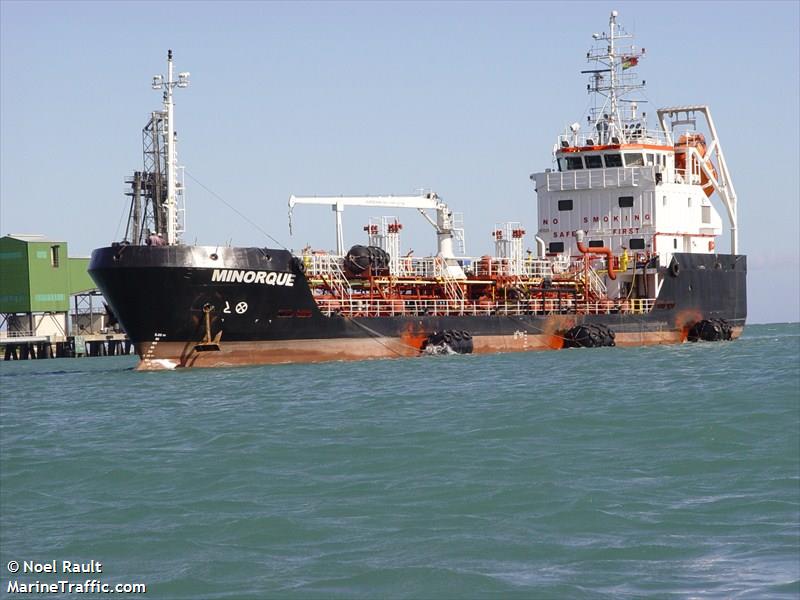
left=0, top=330, right=37, bottom=338
left=539, top=167, right=644, bottom=192
left=557, top=130, right=669, bottom=149
left=314, top=297, right=655, bottom=318
left=304, top=253, right=555, bottom=280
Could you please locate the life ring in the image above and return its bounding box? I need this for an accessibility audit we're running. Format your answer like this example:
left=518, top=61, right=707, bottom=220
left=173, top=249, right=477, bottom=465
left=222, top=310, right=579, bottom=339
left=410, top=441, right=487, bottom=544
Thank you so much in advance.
left=670, top=261, right=680, bottom=277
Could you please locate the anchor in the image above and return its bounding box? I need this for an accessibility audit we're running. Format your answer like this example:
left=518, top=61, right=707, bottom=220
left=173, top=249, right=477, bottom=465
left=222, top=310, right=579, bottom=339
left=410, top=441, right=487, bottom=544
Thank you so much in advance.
left=194, top=303, right=222, bottom=352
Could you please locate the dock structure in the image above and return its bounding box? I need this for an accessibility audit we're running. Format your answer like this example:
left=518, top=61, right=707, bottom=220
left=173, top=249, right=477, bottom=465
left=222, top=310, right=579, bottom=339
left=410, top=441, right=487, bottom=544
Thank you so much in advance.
left=0, top=234, right=132, bottom=360
left=1, top=333, right=133, bottom=361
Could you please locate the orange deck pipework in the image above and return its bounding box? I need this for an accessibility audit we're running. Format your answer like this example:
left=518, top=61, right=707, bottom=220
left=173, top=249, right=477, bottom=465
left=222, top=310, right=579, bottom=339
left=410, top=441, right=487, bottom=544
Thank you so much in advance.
left=575, top=230, right=617, bottom=280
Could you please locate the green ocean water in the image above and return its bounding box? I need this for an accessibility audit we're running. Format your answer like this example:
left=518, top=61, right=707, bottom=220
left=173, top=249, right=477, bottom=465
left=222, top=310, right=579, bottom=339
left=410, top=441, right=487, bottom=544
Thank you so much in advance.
left=1, top=323, right=798, bottom=599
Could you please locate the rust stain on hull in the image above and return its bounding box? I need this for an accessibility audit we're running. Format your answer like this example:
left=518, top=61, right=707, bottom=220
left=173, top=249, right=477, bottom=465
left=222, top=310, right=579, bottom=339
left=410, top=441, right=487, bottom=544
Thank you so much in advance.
left=674, top=309, right=703, bottom=342
left=132, top=325, right=745, bottom=370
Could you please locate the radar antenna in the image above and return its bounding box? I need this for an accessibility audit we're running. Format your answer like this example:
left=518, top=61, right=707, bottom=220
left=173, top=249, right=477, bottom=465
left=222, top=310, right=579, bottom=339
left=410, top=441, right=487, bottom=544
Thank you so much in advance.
left=583, top=11, right=646, bottom=144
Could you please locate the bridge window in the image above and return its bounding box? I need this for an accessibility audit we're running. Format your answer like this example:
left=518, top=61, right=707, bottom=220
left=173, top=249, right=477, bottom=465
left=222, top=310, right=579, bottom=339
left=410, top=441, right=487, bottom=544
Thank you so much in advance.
left=618, top=196, right=634, bottom=208
left=588, top=240, right=605, bottom=248
left=604, top=153, right=623, bottom=167
left=646, top=153, right=655, bottom=165
left=558, top=199, right=573, bottom=211
left=565, top=156, right=584, bottom=170
left=629, top=238, right=646, bottom=250
left=624, top=153, right=644, bottom=167
left=585, top=155, right=603, bottom=169
left=549, top=242, right=565, bottom=253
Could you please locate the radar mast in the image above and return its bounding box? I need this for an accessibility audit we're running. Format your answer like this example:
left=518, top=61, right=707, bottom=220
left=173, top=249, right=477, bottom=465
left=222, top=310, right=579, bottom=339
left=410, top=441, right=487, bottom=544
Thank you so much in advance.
left=583, top=10, right=646, bottom=144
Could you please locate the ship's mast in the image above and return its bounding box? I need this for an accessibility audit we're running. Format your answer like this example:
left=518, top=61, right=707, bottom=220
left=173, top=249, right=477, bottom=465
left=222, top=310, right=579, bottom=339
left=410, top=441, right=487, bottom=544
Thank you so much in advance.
left=151, top=50, right=190, bottom=245
left=608, top=11, right=617, bottom=130
left=584, top=10, right=645, bottom=144
left=165, top=51, right=177, bottom=245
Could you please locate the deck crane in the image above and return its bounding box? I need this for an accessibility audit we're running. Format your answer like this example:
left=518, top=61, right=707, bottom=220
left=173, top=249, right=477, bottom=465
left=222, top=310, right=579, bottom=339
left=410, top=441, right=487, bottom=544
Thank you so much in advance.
left=288, top=192, right=462, bottom=259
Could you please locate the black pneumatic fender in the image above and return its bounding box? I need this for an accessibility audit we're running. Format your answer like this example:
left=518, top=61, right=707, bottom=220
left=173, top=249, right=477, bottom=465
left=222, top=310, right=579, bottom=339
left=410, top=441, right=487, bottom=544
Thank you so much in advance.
left=344, top=245, right=390, bottom=277
left=688, top=318, right=733, bottom=342
left=563, top=323, right=616, bottom=348
left=422, top=329, right=474, bottom=355
left=344, top=245, right=371, bottom=276
left=460, top=330, right=474, bottom=353
left=449, top=330, right=462, bottom=353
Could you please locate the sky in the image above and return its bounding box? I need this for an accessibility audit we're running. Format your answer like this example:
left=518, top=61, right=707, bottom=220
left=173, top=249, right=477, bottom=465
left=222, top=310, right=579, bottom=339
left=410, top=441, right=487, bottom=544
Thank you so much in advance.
left=1, top=0, right=798, bottom=324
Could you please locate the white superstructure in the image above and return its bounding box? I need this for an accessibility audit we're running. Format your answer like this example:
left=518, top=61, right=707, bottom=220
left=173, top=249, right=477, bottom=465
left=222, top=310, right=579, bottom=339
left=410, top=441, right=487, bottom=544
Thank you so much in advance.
left=531, top=11, right=737, bottom=270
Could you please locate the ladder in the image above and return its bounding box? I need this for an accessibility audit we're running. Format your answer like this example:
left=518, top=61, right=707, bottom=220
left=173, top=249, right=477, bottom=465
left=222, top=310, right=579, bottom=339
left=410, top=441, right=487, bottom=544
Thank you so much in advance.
left=434, top=256, right=465, bottom=310
left=583, top=264, right=608, bottom=300
left=452, top=212, right=466, bottom=255
left=322, top=256, right=352, bottom=298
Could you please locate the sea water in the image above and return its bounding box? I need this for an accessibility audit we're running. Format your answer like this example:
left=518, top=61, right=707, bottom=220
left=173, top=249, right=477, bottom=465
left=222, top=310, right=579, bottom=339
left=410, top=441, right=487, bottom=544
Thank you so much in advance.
left=1, top=323, right=798, bottom=598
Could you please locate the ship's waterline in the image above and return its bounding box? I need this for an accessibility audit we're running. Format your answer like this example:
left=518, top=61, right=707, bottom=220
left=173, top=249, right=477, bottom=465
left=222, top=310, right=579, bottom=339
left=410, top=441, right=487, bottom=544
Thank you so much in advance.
left=132, top=323, right=746, bottom=370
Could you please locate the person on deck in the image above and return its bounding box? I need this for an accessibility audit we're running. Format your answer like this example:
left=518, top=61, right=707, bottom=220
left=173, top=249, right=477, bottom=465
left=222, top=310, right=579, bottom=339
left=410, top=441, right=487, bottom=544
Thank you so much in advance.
left=620, top=246, right=630, bottom=271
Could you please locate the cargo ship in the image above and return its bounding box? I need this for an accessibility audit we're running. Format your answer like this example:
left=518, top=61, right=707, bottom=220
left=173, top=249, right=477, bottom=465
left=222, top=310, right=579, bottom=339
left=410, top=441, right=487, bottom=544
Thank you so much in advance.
left=89, top=12, right=746, bottom=370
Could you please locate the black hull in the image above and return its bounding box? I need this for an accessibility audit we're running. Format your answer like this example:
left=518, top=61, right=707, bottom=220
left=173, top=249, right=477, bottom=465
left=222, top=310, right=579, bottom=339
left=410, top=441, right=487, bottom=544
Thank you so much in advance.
left=89, top=245, right=747, bottom=369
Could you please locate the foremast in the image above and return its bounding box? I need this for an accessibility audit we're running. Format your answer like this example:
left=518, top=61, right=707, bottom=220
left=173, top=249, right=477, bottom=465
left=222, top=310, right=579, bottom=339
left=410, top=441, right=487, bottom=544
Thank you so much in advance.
left=150, top=50, right=190, bottom=246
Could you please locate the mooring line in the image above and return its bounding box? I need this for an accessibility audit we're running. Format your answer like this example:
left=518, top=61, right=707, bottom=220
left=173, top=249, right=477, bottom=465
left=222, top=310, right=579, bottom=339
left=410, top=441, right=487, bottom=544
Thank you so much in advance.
left=184, top=169, right=288, bottom=250
left=342, top=316, right=420, bottom=356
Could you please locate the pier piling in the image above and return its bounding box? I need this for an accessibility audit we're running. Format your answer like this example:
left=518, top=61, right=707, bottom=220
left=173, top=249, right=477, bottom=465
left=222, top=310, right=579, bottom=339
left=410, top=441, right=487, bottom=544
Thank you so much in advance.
left=1, top=334, right=131, bottom=361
